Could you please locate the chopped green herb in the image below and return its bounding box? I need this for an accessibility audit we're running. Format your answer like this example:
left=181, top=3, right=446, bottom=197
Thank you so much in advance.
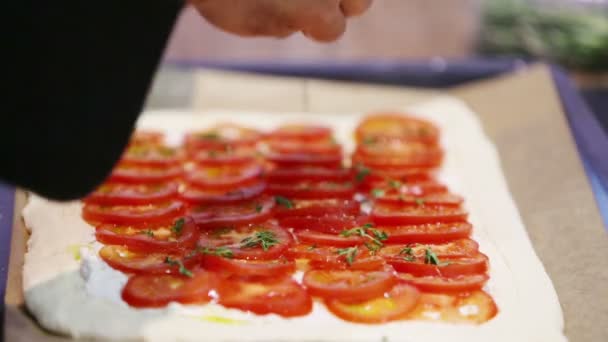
left=254, top=203, right=264, bottom=213
left=141, top=229, right=155, bottom=238
left=274, top=196, right=293, bottom=209
left=341, top=224, right=388, bottom=252
left=336, top=247, right=358, bottom=265
left=404, top=255, right=416, bottom=262
left=400, top=247, right=413, bottom=256
left=415, top=198, right=425, bottom=206
left=211, top=226, right=232, bottom=237
left=371, top=188, right=385, bottom=198
left=307, top=244, right=318, bottom=251
left=362, top=137, right=376, bottom=145
left=208, top=150, right=218, bottom=158
left=355, top=165, right=371, bottom=183
left=164, top=257, right=193, bottom=277
left=388, top=180, right=402, bottom=189
left=198, top=246, right=234, bottom=258
left=171, top=218, right=185, bottom=236
left=198, top=132, right=221, bottom=140
left=424, top=247, right=440, bottom=265
left=240, top=230, right=279, bottom=251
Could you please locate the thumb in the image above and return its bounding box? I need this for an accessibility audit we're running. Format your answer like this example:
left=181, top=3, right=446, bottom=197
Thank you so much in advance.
left=295, top=1, right=346, bottom=42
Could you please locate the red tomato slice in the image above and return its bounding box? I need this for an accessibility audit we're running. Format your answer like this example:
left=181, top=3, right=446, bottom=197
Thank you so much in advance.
left=192, top=147, right=257, bottom=166
left=109, top=164, right=183, bottom=184
left=185, top=124, right=261, bottom=152
left=95, top=217, right=200, bottom=253
left=279, top=215, right=369, bottom=234
left=122, top=270, right=219, bottom=308
left=397, top=273, right=489, bottom=293
left=268, top=124, right=332, bottom=142
left=303, top=268, right=397, bottom=302
left=407, top=290, right=497, bottom=323
left=371, top=203, right=468, bottom=225
left=189, top=196, right=274, bottom=228
left=267, top=139, right=341, bottom=155
left=266, top=152, right=342, bottom=168
left=354, top=164, right=433, bottom=187
left=385, top=253, right=489, bottom=278
left=186, top=163, right=264, bottom=190
left=84, top=182, right=178, bottom=206
left=120, top=145, right=181, bottom=168
left=295, top=230, right=363, bottom=247
left=326, top=284, right=420, bottom=324
left=268, top=167, right=352, bottom=183
left=198, top=222, right=291, bottom=260
left=267, top=181, right=354, bottom=200
left=377, top=193, right=463, bottom=207
left=378, top=239, right=479, bottom=260
left=353, top=148, right=442, bottom=169
left=82, top=201, right=186, bottom=227
left=274, top=199, right=360, bottom=218
left=381, top=222, right=473, bottom=244
left=179, top=181, right=266, bottom=205
left=368, top=180, right=448, bottom=197
left=203, top=255, right=295, bottom=278
left=99, top=245, right=200, bottom=275
left=217, top=277, right=312, bottom=317
left=287, top=245, right=385, bottom=271
left=356, top=113, right=440, bottom=145
left=129, top=130, right=164, bottom=147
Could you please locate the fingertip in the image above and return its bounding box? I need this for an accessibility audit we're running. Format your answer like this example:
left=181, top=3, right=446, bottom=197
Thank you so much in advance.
left=340, top=0, right=373, bottom=17
left=302, top=13, right=346, bottom=42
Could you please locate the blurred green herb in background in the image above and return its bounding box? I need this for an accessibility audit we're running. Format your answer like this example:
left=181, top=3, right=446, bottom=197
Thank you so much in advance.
left=479, top=0, right=608, bottom=71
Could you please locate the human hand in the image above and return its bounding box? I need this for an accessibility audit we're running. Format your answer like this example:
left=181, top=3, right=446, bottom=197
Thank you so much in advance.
left=189, top=0, right=373, bottom=42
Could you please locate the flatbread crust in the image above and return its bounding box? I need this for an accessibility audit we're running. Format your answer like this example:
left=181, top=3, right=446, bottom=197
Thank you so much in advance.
left=22, top=97, right=567, bottom=341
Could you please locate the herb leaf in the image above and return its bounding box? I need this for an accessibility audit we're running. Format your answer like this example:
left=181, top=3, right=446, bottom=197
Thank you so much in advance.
left=340, top=223, right=388, bottom=252
left=336, top=247, right=358, bottom=265
left=198, top=246, right=234, bottom=258
left=415, top=198, right=425, bottom=206
left=141, top=229, right=155, bottom=238
left=240, top=230, right=279, bottom=251
left=371, top=188, right=385, bottom=198
left=254, top=203, right=264, bottom=213
left=355, top=165, right=371, bottom=183
left=424, top=247, right=440, bottom=265
left=274, top=196, right=293, bottom=209
left=388, top=180, right=402, bottom=189
left=307, top=244, right=318, bottom=251
left=164, top=257, right=193, bottom=277
left=171, top=218, right=185, bottom=236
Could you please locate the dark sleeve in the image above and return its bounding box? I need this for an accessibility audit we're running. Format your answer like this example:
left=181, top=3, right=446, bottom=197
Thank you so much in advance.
left=3, top=1, right=184, bottom=201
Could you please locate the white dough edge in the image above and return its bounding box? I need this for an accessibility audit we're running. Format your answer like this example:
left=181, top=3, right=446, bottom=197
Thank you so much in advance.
left=22, top=96, right=568, bottom=342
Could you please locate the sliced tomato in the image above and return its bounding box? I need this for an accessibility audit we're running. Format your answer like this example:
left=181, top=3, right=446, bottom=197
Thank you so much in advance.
left=295, top=230, right=363, bottom=247
left=354, top=164, right=433, bottom=187
left=84, top=182, right=178, bottom=206
left=368, top=180, right=448, bottom=197
left=287, top=245, right=385, bottom=271
left=268, top=167, right=352, bottom=183
left=99, top=245, right=200, bottom=274
left=266, top=152, right=342, bottom=168
left=397, top=273, right=489, bottom=293
left=407, top=290, right=497, bottom=323
left=179, top=181, right=266, bottom=205
left=303, top=268, right=397, bottom=302
left=267, top=138, right=341, bottom=155
left=274, top=199, right=360, bottom=218
left=129, top=130, right=164, bottom=147
left=356, top=113, right=439, bottom=145
left=326, top=284, right=420, bottom=324
left=82, top=201, right=186, bottom=227
left=185, top=163, right=264, bottom=190
left=378, top=239, right=479, bottom=260
left=122, top=270, right=219, bottom=308
left=371, top=203, right=468, bottom=225
left=267, top=181, right=354, bottom=200
left=198, top=222, right=291, bottom=260
left=203, top=255, right=295, bottom=278
left=217, top=277, right=312, bottom=317
left=279, top=215, right=368, bottom=234
left=353, top=149, right=442, bottom=169
left=268, top=124, right=332, bottom=142
left=109, top=164, right=183, bottom=184
left=377, top=193, right=463, bottom=207
left=192, top=147, right=257, bottom=166
left=95, top=217, right=199, bottom=253
left=185, top=124, right=261, bottom=152
left=120, top=145, right=181, bottom=168
left=385, top=253, right=489, bottom=278
left=189, top=196, right=274, bottom=228
left=381, top=222, right=472, bottom=244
